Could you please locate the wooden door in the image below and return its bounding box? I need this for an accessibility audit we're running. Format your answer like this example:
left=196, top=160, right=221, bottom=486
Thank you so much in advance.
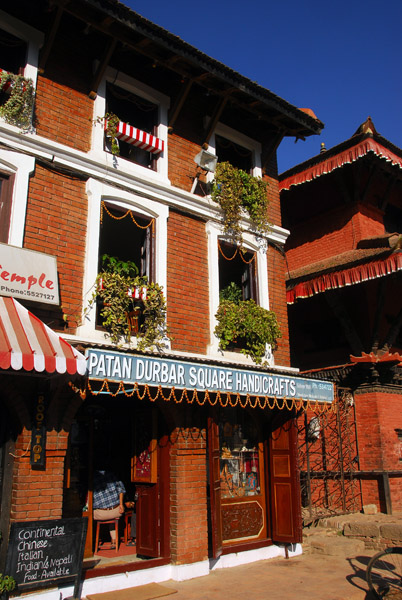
left=132, top=406, right=160, bottom=557
left=136, top=484, right=159, bottom=557
left=208, top=415, right=222, bottom=558
left=269, top=414, right=302, bottom=544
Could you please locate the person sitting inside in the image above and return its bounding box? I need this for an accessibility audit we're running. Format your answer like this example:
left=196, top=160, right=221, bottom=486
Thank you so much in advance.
left=93, top=469, right=126, bottom=549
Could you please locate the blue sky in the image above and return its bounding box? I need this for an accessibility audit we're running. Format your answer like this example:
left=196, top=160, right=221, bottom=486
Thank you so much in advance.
left=123, top=0, right=401, bottom=174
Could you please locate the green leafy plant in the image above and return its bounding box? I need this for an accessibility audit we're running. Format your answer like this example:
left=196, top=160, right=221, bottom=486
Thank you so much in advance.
left=94, top=112, right=120, bottom=155
left=212, top=162, right=270, bottom=245
left=101, top=253, right=139, bottom=278
left=0, top=70, right=35, bottom=129
left=0, top=573, right=16, bottom=596
left=219, top=281, right=243, bottom=304
left=88, top=255, right=169, bottom=350
left=214, top=298, right=281, bottom=365
left=0, top=532, right=16, bottom=598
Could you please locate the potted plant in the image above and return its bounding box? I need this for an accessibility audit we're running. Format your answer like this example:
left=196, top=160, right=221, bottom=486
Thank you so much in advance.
left=89, top=254, right=169, bottom=350
left=215, top=282, right=281, bottom=365
left=211, top=161, right=270, bottom=245
left=0, top=573, right=16, bottom=600
left=0, top=532, right=16, bottom=600
left=0, top=69, right=35, bottom=129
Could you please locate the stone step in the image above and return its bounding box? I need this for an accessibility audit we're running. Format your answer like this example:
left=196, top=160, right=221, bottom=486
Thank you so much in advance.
left=304, top=534, right=366, bottom=557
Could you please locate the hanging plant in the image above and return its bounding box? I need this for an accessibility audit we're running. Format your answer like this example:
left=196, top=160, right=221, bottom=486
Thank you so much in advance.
left=214, top=287, right=281, bottom=364
left=211, top=162, right=270, bottom=244
left=87, top=255, right=169, bottom=350
left=0, top=70, right=35, bottom=129
left=94, top=112, right=120, bottom=155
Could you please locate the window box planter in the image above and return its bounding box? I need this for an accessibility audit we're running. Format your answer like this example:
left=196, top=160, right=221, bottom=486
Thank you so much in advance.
left=0, top=68, right=34, bottom=129
left=214, top=299, right=281, bottom=365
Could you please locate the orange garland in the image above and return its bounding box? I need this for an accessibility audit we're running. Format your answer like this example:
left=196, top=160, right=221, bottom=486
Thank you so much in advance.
left=69, top=379, right=336, bottom=414
left=101, top=201, right=155, bottom=236
left=218, top=240, right=256, bottom=264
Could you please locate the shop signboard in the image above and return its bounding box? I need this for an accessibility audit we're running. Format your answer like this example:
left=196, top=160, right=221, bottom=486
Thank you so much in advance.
left=86, top=349, right=334, bottom=403
left=0, top=242, right=59, bottom=305
left=5, top=517, right=87, bottom=596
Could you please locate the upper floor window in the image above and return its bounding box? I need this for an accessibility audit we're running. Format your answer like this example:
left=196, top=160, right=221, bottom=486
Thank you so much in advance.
left=0, top=12, right=42, bottom=130
left=209, top=123, right=262, bottom=176
left=0, top=27, right=27, bottom=74
left=219, top=240, right=257, bottom=302
left=105, top=83, right=160, bottom=170
left=79, top=179, right=169, bottom=347
left=215, top=134, right=253, bottom=173
left=99, top=202, right=154, bottom=281
left=92, top=69, right=169, bottom=180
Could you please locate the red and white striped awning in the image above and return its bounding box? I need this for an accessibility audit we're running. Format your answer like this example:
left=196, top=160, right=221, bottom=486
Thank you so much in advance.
left=280, top=138, right=402, bottom=191
left=0, top=296, right=87, bottom=375
left=106, top=120, right=164, bottom=155
left=287, top=252, right=402, bottom=304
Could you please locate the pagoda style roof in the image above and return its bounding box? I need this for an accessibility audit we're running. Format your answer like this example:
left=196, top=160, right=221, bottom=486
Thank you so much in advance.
left=286, top=233, right=402, bottom=304
left=280, top=117, right=402, bottom=191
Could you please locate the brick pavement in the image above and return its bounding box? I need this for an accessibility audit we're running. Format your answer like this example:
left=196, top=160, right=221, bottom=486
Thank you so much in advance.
left=161, top=551, right=377, bottom=600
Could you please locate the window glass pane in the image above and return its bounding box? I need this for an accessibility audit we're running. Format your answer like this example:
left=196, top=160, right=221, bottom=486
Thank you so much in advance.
left=219, top=241, right=255, bottom=302
left=216, top=135, right=252, bottom=172
left=99, top=203, right=153, bottom=279
left=219, top=407, right=261, bottom=499
left=0, top=27, right=27, bottom=74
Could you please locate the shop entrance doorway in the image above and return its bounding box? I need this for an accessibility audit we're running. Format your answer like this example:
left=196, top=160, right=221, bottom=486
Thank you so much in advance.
left=64, top=397, right=169, bottom=561
left=208, top=408, right=302, bottom=557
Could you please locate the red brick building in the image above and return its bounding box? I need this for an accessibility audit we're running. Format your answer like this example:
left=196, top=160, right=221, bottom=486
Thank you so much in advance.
left=280, top=118, right=402, bottom=518
left=0, top=1, right=333, bottom=597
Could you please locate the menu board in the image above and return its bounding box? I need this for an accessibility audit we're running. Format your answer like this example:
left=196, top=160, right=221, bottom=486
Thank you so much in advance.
left=5, top=517, right=87, bottom=593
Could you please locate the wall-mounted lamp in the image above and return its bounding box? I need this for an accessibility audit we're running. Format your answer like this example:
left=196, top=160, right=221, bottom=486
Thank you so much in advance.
left=194, top=149, right=218, bottom=173
left=307, top=416, right=321, bottom=441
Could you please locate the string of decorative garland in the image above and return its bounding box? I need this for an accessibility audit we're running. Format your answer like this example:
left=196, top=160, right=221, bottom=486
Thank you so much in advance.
left=218, top=240, right=256, bottom=264
left=101, top=201, right=155, bottom=235
left=69, top=379, right=336, bottom=414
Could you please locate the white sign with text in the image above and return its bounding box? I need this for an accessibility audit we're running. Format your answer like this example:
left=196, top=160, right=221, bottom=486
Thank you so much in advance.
left=0, top=243, right=59, bottom=305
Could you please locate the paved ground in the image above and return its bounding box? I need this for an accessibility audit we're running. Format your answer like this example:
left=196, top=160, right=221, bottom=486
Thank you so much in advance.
left=160, top=550, right=378, bottom=600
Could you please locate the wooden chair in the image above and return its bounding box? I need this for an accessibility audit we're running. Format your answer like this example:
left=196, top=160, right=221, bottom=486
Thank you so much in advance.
left=94, top=518, right=119, bottom=553
left=124, top=510, right=132, bottom=544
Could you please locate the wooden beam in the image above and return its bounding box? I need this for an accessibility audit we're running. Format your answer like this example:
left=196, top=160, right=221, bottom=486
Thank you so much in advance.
left=38, top=2, right=67, bottom=74
left=378, top=174, right=398, bottom=212
left=89, top=38, right=117, bottom=99
left=325, top=292, right=364, bottom=356
left=334, top=171, right=353, bottom=204
left=168, top=78, right=193, bottom=132
left=370, top=277, right=387, bottom=353
left=360, top=163, right=378, bottom=203
left=261, top=132, right=285, bottom=174
left=380, top=304, right=402, bottom=354
left=202, top=95, right=229, bottom=147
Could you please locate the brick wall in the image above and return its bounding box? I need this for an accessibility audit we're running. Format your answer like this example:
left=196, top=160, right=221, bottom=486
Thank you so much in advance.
left=24, top=164, right=87, bottom=331
left=285, top=203, right=385, bottom=272
left=35, top=75, right=93, bottom=153
left=169, top=426, right=208, bottom=564
left=355, top=388, right=402, bottom=511
left=168, top=133, right=207, bottom=192
left=167, top=209, right=210, bottom=354
left=11, top=429, right=68, bottom=522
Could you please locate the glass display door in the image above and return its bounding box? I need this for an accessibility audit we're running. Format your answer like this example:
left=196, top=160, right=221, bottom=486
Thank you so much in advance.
left=218, top=407, right=268, bottom=544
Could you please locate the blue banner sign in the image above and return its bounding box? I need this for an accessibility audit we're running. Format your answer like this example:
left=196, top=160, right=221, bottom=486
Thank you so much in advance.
left=86, top=349, right=334, bottom=403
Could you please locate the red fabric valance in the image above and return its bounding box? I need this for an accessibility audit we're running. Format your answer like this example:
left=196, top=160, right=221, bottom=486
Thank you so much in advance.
left=280, top=138, right=402, bottom=191
left=287, top=252, right=402, bottom=304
